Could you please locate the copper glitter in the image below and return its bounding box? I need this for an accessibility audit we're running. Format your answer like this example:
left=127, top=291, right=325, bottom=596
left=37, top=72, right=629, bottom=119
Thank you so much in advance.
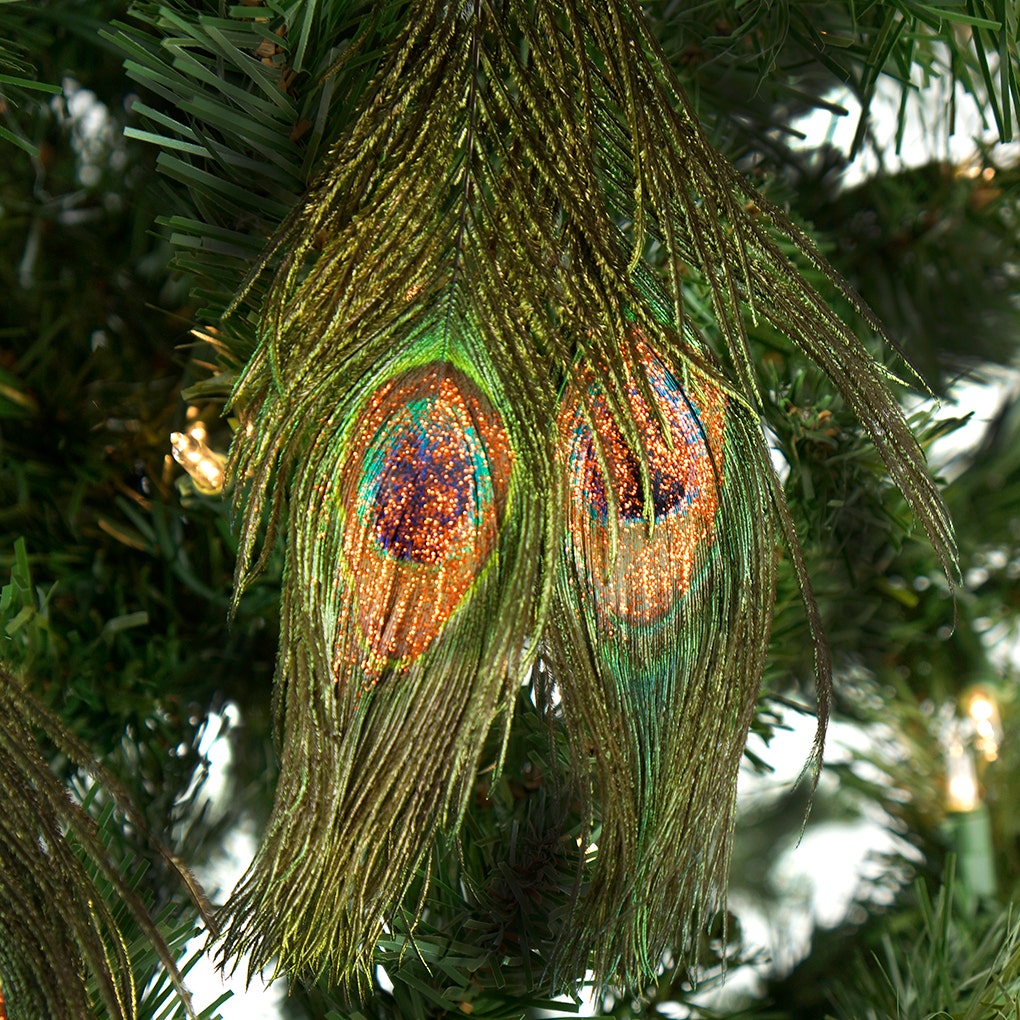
left=340, top=363, right=513, bottom=671
left=561, top=333, right=726, bottom=632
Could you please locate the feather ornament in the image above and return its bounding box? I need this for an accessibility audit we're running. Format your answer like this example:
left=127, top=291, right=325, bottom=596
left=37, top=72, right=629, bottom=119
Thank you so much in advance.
left=222, top=318, right=553, bottom=983
left=0, top=667, right=211, bottom=1020
left=550, top=328, right=777, bottom=982
left=221, top=0, right=956, bottom=991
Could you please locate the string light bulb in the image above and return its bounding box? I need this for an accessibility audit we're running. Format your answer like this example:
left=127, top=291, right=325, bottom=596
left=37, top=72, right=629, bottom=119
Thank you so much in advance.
left=941, top=687, right=1001, bottom=901
left=963, top=686, right=1003, bottom=762
left=170, top=420, right=226, bottom=495
left=945, top=739, right=981, bottom=813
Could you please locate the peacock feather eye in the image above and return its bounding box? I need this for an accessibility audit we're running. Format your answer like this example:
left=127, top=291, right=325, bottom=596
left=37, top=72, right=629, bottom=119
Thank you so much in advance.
left=562, top=339, right=726, bottom=632
left=340, top=363, right=513, bottom=671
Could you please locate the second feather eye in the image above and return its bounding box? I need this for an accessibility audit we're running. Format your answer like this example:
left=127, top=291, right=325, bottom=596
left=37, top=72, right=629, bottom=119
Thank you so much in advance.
left=560, top=334, right=727, bottom=636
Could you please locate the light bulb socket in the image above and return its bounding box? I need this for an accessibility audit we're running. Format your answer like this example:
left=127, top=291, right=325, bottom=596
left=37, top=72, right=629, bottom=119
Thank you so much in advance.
left=943, top=804, right=997, bottom=901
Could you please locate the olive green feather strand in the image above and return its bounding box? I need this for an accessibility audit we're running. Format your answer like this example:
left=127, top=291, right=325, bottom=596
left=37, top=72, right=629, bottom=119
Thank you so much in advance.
left=0, top=669, right=209, bottom=1020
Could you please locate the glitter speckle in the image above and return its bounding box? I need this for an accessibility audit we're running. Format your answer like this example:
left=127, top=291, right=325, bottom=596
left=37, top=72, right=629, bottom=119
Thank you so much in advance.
left=341, top=364, right=513, bottom=670
left=561, top=334, right=726, bottom=632
left=363, top=396, right=486, bottom=564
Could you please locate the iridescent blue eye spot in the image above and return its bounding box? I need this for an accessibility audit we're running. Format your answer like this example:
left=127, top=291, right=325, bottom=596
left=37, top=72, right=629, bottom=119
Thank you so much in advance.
left=568, top=378, right=707, bottom=525
left=355, top=391, right=496, bottom=566
left=342, top=364, right=515, bottom=668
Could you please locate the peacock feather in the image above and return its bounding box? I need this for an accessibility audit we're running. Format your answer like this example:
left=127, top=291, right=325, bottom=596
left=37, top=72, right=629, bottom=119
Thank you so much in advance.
left=220, top=0, right=956, bottom=992
left=222, top=313, right=553, bottom=982
left=0, top=666, right=212, bottom=1020
left=550, top=325, right=777, bottom=982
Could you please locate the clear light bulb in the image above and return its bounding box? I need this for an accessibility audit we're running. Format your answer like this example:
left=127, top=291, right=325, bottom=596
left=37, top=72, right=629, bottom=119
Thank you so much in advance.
left=170, top=421, right=226, bottom=495
left=945, top=742, right=981, bottom=813
left=964, top=687, right=1003, bottom=762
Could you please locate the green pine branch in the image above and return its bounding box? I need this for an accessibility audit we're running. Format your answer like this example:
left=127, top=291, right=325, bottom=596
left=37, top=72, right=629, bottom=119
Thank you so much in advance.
left=103, top=0, right=405, bottom=382
left=827, top=865, right=1020, bottom=1020
left=0, top=0, right=63, bottom=157
left=649, top=0, right=1020, bottom=161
